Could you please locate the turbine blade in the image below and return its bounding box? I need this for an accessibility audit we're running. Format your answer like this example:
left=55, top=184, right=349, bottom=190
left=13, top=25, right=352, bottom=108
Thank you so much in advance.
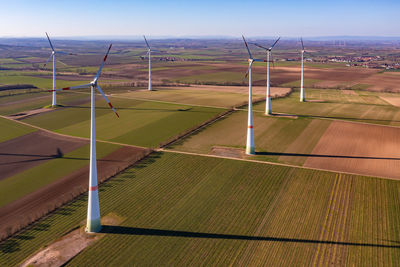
left=270, top=36, right=281, bottom=49
left=252, top=43, right=268, bottom=50
left=143, top=35, right=151, bottom=50
left=45, top=32, right=55, bottom=52
left=96, top=85, right=119, bottom=118
left=43, top=53, right=53, bottom=67
left=48, top=83, right=91, bottom=92
left=301, top=37, right=305, bottom=50
left=242, top=35, right=253, bottom=59
left=94, top=44, right=112, bottom=82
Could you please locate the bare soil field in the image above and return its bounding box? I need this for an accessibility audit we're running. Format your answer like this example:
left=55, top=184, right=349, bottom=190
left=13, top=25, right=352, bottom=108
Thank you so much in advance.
left=161, top=85, right=291, bottom=97
left=380, top=96, right=400, bottom=107
left=210, top=146, right=243, bottom=158
left=0, top=130, right=87, bottom=180
left=0, top=146, right=150, bottom=240
left=304, top=120, right=400, bottom=179
left=341, top=89, right=357, bottom=95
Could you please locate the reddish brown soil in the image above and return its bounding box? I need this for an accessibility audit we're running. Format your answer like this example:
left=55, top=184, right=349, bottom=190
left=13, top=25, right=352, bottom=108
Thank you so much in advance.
left=0, top=146, right=150, bottom=240
left=380, top=96, right=400, bottom=107
left=0, top=130, right=87, bottom=180
left=304, top=121, right=400, bottom=179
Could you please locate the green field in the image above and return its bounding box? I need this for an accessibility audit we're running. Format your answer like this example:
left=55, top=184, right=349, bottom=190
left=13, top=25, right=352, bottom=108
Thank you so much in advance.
left=0, top=117, right=37, bottom=143
left=1, top=152, right=399, bottom=266
left=0, top=91, right=87, bottom=115
left=21, top=95, right=224, bottom=147
left=114, top=88, right=259, bottom=108
left=257, top=88, right=400, bottom=126
left=170, top=110, right=331, bottom=165
left=0, top=75, right=85, bottom=89
left=0, top=142, right=121, bottom=208
left=174, top=71, right=264, bottom=84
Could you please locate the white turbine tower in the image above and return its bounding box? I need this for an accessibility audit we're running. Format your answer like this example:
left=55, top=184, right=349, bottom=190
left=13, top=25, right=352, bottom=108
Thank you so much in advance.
left=143, top=35, right=154, bottom=91
left=300, top=37, right=306, bottom=102
left=49, top=44, right=119, bottom=233
left=252, top=37, right=280, bottom=115
left=44, top=32, right=57, bottom=107
left=242, top=35, right=263, bottom=155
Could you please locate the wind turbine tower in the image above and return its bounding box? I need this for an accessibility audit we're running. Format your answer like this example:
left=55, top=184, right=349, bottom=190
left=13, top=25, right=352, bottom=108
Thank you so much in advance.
left=242, top=35, right=263, bottom=155
left=44, top=32, right=57, bottom=106
left=49, top=45, right=119, bottom=233
left=300, top=37, right=306, bottom=102
left=252, top=37, right=280, bottom=115
left=143, top=36, right=153, bottom=91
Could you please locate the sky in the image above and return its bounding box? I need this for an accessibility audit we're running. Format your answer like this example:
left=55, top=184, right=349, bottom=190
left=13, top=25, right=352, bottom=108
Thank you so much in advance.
left=1, top=0, right=399, bottom=38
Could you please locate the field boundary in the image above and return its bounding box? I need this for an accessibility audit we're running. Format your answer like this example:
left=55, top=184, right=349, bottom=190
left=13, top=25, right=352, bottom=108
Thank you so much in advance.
left=160, top=149, right=397, bottom=181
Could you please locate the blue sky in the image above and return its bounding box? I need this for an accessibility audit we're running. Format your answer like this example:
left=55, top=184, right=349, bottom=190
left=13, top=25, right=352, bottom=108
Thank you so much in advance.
left=1, top=0, right=399, bottom=37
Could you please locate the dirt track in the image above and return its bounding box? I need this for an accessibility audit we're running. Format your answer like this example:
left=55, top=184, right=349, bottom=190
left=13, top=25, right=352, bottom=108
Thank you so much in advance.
left=0, top=130, right=87, bottom=180
left=304, top=121, right=400, bottom=179
left=0, top=146, right=150, bottom=240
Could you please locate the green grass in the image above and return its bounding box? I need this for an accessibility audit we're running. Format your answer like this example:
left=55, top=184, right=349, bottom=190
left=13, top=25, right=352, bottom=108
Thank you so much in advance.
left=281, top=79, right=321, bottom=88
left=115, top=88, right=256, bottom=108
left=22, top=96, right=224, bottom=148
left=175, top=71, right=263, bottom=84
left=0, top=142, right=120, bottom=208
left=0, top=75, right=84, bottom=89
left=0, top=91, right=87, bottom=115
left=0, top=117, right=37, bottom=143
left=257, top=88, right=400, bottom=126
left=170, top=110, right=330, bottom=165
left=1, top=152, right=399, bottom=266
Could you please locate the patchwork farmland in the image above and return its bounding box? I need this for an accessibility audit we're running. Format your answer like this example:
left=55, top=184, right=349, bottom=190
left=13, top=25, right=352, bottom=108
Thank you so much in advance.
left=1, top=37, right=400, bottom=266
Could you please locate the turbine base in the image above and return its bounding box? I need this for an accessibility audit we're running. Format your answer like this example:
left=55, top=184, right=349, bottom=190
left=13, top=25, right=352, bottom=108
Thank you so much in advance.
left=245, top=146, right=255, bottom=155
left=86, top=218, right=102, bottom=233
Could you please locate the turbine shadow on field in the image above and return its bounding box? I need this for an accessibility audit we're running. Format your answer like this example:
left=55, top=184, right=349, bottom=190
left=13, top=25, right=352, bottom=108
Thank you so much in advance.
left=0, top=151, right=120, bottom=165
left=256, top=151, right=400, bottom=161
left=100, top=226, right=400, bottom=249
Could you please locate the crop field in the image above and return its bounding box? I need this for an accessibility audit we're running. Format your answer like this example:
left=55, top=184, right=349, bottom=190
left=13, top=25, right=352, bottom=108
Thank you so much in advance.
left=21, top=94, right=225, bottom=147
left=170, top=110, right=331, bottom=166
left=304, top=120, right=400, bottom=179
left=110, top=85, right=292, bottom=109
left=0, top=140, right=120, bottom=208
left=0, top=91, right=90, bottom=115
left=0, top=152, right=399, bottom=266
left=255, top=88, right=400, bottom=126
left=0, top=116, right=36, bottom=142
left=113, top=88, right=251, bottom=108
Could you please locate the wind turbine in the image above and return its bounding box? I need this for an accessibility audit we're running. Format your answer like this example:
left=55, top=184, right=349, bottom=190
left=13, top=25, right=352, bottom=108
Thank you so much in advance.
left=300, top=37, right=306, bottom=102
left=44, top=32, right=58, bottom=107
left=242, top=35, right=264, bottom=155
left=252, top=37, right=280, bottom=115
left=143, top=35, right=158, bottom=91
left=49, top=44, right=119, bottom=233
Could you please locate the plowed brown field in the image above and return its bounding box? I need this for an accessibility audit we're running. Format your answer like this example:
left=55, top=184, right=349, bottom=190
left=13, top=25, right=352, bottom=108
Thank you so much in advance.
left=304, top=121, right=400, bottom=179
left=0, top=131, right=87, bottom=180
left=0, top=146, right=150, bottom=240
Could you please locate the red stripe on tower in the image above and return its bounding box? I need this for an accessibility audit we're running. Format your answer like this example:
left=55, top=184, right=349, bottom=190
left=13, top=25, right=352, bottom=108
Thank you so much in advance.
left=108, top=103, right=114, bottom=109
left=89, top=186, right=98, bottom=191
left=63, top=87, right=70, bottom=90
left=248, top=125, right=253, bottom=129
